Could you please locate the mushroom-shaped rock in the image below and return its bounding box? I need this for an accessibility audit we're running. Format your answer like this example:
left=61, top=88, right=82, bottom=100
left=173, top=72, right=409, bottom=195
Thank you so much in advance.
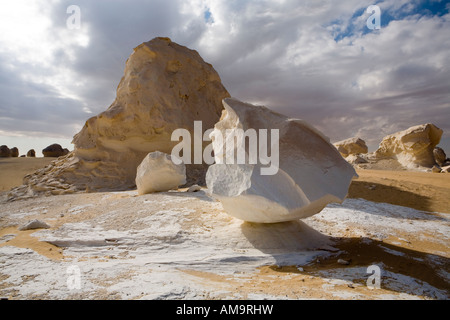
left=27, top=149, right=36, bottom=157
left=42, top=144, right=67, bottom=157
left=206, top=98, right=357, bottom=223
left=375, top=123, right=443, bottom=169
left=334, top=137, right=368, bottom=157
left=0, top=145, right=11, bottom=157
left=10, top=147, right=19, bottom=157
left=136, top=151, right=186, bottom=195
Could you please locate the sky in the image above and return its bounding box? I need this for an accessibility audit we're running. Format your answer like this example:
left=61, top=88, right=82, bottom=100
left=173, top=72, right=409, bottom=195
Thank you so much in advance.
left=1, top=0, right=449, bottom=157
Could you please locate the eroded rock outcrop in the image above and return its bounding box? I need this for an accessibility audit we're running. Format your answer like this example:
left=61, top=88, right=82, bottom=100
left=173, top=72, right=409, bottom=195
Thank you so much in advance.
left=42, top=144, right=68, bottom=157
left=433, top=147, right=446, bottom=166
left=374, top=123, right=443, bottom=169
left=334, top=137, right=368, bottom=158
left=345, top=154, right=368, bottom=165
left=0, top=145, right=11, bottom=157
left=136, top=151, right=186, bottom=195
left=27, top=149, right=36, bottom=157
left=10, top=147, right=19, bottom=157
left=8, top=37, right=229, bottom=200
left=206, top=98, right=357, bottom=223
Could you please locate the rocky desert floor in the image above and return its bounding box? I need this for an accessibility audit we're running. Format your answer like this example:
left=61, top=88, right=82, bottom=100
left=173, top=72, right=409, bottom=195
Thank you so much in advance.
left=0, top=158, right=449, bottom=300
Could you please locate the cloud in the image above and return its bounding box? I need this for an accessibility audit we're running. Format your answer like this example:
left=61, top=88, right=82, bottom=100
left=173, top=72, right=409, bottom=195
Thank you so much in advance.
left=0, top=0, right=449, bottom=153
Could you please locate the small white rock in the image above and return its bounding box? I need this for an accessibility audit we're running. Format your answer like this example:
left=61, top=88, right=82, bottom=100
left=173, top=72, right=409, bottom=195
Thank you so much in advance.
left=19, top=219, right=51, bottom=231
left=136, top=151, right=186, bottom=195
left=187, top=184, right=202, bottom=192
left=337, top=258, right=351, bottom=265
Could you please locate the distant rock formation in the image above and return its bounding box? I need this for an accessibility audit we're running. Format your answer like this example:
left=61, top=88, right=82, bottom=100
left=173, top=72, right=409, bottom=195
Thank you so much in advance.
left=27, top=149, right=36, bottom=157
left=42, top=144, right=69, bottom=157
left=433, top=147, right=446, bottom=166
left=136, top=151, right=186, bottom=195
left=374, top=123, right=442, bottom=169
left=345, top=154, right=368, bottom=165
left=10, top=147, right=19, bottom=157
left=8, top=37, right=229, bottom=199
left=205, top=98, right=357, bottom=223
left=0, top=145, right=11, bottom=157
left=334, top=137, right=368, bottom=158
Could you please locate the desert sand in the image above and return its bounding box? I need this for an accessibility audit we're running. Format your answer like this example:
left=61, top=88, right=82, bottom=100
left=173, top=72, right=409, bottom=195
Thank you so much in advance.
left=0, top=158, right=54, bottom=192
left=0, top=158, right=449, bottom=300
left=349, top=169, right=450, bottom=214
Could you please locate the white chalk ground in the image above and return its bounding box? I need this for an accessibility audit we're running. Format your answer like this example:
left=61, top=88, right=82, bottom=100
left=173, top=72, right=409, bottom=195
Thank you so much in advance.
left=0, top=189, right=448, bottom=300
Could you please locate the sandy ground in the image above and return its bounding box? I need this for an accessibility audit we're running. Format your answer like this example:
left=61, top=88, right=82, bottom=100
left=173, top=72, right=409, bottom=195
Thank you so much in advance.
left=0, top=158, right=448, bottom=300
left=0, top=158, right=54, bottom=192
left=349, top=169, right=450, bottom=214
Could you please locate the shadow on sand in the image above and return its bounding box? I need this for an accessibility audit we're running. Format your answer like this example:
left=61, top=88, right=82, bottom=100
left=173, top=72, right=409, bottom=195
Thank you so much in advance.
left=349, top=181, right=435, bottom=214
left=240, top=220, right=450, bottom=299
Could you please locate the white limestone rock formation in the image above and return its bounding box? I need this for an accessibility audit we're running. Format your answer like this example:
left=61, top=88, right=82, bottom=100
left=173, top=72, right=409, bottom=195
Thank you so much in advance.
left=374, top=123, right=443, bottom=169
left=8, top=37, right=229, bottom=200
left=206, top=98, right=357, bottom=223
left=334, top=137, right=368, bottom=157
left=136, top=151, right=186, bottom=195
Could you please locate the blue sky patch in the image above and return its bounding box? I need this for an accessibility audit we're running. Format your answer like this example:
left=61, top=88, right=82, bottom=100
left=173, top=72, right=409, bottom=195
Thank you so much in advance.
left=204, top=8, right=214, bottom=23
left=331, top=0, right=449, bottom=42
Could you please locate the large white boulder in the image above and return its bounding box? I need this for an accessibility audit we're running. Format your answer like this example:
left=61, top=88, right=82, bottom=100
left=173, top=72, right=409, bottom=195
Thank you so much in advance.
left=136, top=151, right=186, bottom=195
left=206, top=98, right=357, bottom=223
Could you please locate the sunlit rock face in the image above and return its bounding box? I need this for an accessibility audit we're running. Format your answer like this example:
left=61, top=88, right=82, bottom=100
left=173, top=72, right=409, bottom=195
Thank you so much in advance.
left=334, top=137, right=368, bottom=158
left=206, top=98, right=357, bottom=223
left=8, top=37, right=229, bottom=199
left=375, top=123, right=443, bottom=169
